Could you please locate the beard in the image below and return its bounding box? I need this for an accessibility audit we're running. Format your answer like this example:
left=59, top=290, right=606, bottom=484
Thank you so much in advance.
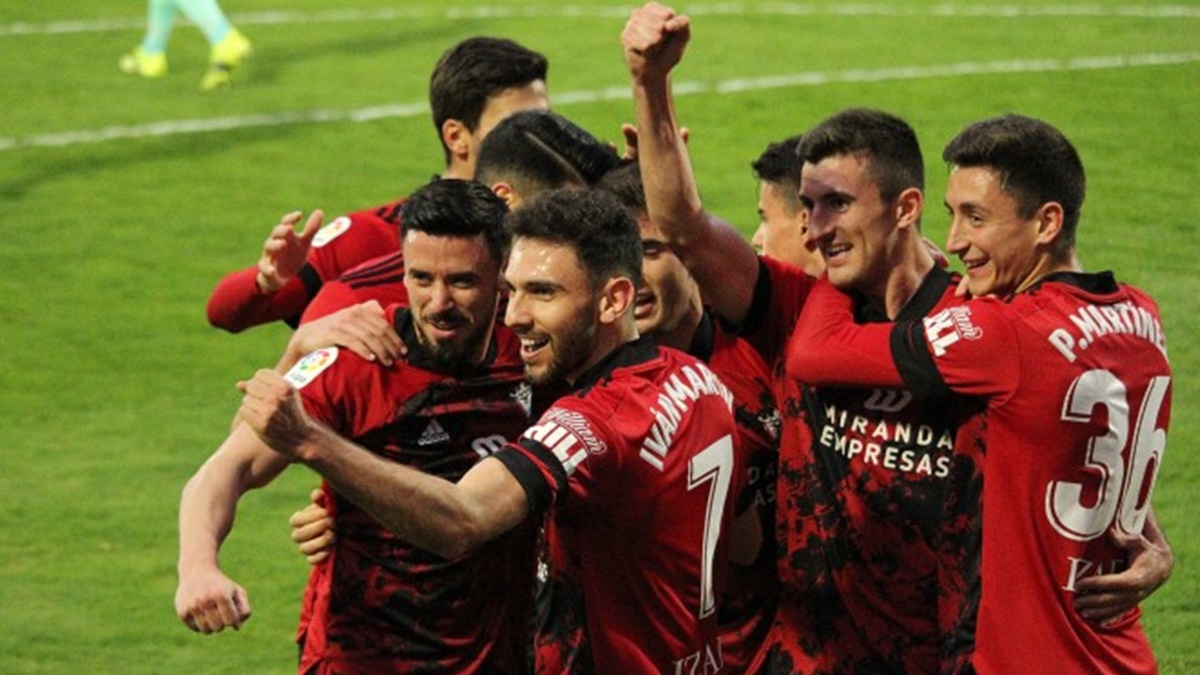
left=416, top=310, right=491, bottom=371
left=525, top=301, right=598, bottom=386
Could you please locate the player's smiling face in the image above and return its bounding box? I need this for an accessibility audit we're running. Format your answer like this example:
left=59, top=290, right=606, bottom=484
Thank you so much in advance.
left=503, top=237, right=599, bottom=386
left=403, top=230, right=501, bottom=368
left=944, top=165, right=1042, bottom=298
left=800, top=153, right=898, bottom=296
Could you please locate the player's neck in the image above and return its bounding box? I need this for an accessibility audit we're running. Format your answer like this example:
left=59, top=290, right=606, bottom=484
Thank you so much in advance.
left=565, top=320, right=639, bottom=386
left=869, top=239, right=937, bottom=320
left=1017, top=250, right=1082, bottom=294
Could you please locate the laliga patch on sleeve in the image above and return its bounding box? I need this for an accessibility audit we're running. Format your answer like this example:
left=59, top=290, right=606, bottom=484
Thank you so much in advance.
left=285, top=348, right=339, bottom=388
left=312, top=216, right=352, bottom=248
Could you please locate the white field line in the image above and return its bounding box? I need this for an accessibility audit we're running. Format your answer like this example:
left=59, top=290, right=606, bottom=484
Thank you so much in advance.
left=3, top=51, right=1198, bottom=152
left=3, top=4, right=1199, bottom=36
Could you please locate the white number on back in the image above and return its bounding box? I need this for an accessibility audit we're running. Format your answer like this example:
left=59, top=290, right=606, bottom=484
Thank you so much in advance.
left=1047, top=371, right=1169, bottom=541
left=688, top=435, right=734, bottom=619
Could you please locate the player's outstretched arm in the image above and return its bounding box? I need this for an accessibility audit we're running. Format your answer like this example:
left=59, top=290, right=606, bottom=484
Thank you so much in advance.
left=176, top=424, right=291, bottom=633
left=239, top=369, right=529, bottom=560
left=623, top=2, right=761, bottom=326
left=290, top=488, right=335, bottom=565
left=1074, top=507, right=1174, bottom=624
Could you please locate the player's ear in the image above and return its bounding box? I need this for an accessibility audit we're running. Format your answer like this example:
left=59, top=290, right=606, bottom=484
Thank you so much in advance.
left=1034, top=201, right=1065, bottom=246
left=442, top=118, right=471, bottom=164
left=598, top=276, right=636, bottom=325
left=894, top=187, right=924, bottom=232
left=491, top=182, right=521, bottom=209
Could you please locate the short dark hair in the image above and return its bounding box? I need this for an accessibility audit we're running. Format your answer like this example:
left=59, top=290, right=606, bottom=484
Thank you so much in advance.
left=797, top=108, right=924, bottom=204
left=399, top=179, right=510, bottom=263
left=751, top=135, right=804, bottom=214
left=595, top=159, right=647, bottom=216
left=429, top=37, right=549, bottom=163
left=505, top=188, right=644, bottom=290
left=942, top=114, right=1085, bottom=256
left=475, top=110, right=620, bottom=197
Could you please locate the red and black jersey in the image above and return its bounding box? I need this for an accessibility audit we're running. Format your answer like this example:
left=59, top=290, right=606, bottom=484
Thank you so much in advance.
left=495, top=337, right=741, bottom=674
left=694, top=312, right=782, bottom=675
left=207, top=197, right=405, bottom=332
left=286, top=307, right=537, bottom=675
left=771, top=268, right=985, bottom=675
left=301, top=250, right=409, bottom=324
left=791, top=271, right=1169, bottom=675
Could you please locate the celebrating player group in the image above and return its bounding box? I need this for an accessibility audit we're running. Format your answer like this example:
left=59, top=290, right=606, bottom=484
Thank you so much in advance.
left=173, top=3, right=1174, bottom=674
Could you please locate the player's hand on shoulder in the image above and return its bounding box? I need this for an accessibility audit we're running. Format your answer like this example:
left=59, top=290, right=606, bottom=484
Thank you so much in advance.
left=289, top=300, right=404, bottom=366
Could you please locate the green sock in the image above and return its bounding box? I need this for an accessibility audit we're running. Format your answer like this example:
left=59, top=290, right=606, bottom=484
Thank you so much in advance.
left=140, top=0, right=176, bottom=54
left=173, top=0, right=233, bottom=45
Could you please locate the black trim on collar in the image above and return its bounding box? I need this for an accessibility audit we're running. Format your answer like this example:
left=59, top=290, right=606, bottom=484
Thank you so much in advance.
left=1032, top=270, right=1118, bottom=294
left=572, top=335, right=659, bottom=394
left=858, top=266, right=956, bottom=324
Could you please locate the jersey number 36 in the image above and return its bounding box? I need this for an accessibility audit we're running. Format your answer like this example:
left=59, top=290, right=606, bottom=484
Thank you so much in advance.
left=1047, top=371, right=1170, bottom=542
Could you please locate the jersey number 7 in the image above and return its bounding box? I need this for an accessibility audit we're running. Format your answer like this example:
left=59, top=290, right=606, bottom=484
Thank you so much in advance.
left=688, top=435, right=734, bottom=619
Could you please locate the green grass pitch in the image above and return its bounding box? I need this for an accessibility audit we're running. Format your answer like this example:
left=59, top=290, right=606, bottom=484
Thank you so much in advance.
left=1, top=1, right=1196, bottom=672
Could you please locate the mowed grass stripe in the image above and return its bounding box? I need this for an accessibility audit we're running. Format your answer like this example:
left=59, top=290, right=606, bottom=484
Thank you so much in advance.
left=3, top=50, right=1198, bottom=151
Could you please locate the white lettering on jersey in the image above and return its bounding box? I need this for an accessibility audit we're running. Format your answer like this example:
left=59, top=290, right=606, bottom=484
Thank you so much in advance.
left=923, top=306, right=982, bottom=357
left=1061, top=555, right=1123, bottom=593
left=815, top=401, right=955, bottom=478
left=312, top=216, right=352, bottom=248
left=1048, top=300, right=1167, bottom=363
left=284, top=348, right=338, bottom=388
left=672, top=637, right=724, bottom=675
left=522, top=408, right=606, bottom=477
left=641, top=363, right=734, bottom=470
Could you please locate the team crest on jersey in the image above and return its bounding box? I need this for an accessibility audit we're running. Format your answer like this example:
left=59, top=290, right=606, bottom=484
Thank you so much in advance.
left=511, top=382, right=533, bottom=416
left=312, top=216, right=352, bottom=248
left=758, top=408, right=782, bottom=441
left=284, top=348, right=338, bottom=388
left=923, top=306, right=983, bottom=357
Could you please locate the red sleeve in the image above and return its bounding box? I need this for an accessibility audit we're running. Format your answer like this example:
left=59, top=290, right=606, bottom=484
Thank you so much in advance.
left=790, top=278, right=1021, bottom=400
left=287, top=347, right=396, bottom=436
left=788, top=277, right=905, bottom=388
left=493, top=399, right=609, bottom=517
left=299, top=278, right=363, bottom=325
left=911, top=298, right=1019, bottom=399
left=206, top=266, right=312, bottom=333
left=737, top=256, right=816, bottom=364
left=305, top=211, right=402, bottom=282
